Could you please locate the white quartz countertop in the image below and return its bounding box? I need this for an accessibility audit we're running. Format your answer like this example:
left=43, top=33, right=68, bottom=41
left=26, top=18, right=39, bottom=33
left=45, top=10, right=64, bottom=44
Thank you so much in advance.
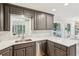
left=0, top=31, right=78, bottom=50
left=24, top=36, right=78, bottom=47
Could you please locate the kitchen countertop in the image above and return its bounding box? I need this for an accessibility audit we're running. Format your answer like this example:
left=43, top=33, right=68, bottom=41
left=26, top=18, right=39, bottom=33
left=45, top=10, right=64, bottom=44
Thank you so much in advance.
left=0, top=31, right=78, bottom=50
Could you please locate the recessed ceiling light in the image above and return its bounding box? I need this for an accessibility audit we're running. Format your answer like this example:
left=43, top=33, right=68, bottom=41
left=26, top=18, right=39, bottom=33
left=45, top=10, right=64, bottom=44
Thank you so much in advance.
left=64, top=3, right=69, bottom=6
left=52, top=9, right=56, bottom=11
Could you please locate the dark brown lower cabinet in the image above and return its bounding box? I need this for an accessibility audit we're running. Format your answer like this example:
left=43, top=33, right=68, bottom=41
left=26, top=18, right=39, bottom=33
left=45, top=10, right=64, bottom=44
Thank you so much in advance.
left=39, top=40, right=47, bottom=56
left=25, top=46, right=34, bottom=56
left=14, top=48, right=25, bottom=56
left=0, top=41, right=36, bottom=56
left=0, top=40, right=76, bottom=56
left=13, top=42, right=36, bottom=56
left=66, top=45, right=76, bottom=56
left=47, top=40, right=76, bottom=56
left=0, top=46, right=13, bottom=56
left=54, top=47, right=66, bottom=56
left=47, top=40, right=54, bottom=56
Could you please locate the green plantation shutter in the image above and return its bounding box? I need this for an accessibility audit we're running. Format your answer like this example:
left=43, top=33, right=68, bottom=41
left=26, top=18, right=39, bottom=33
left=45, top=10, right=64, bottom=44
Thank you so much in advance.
left=12, top=25, right=24, bottom=35
left=67, top=24, right=70, bottom=32
left=23, top=25, right=25, bottom=33
left=53, top=23, right=61, bottom=31
left=53, top=23, right=57, bottom=31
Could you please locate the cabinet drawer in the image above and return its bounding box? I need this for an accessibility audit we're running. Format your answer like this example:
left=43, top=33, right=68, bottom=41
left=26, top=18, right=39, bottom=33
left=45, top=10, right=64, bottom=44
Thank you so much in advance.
left=14, top=42, right=35, bottom=49
left=54, top=43, right=67, bottom=51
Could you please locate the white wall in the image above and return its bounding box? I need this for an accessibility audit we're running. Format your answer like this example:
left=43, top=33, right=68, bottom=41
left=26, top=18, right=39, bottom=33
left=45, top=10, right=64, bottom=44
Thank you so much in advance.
left=54, top=16, right=79, bottom=38
left=67, top=17, right=79, bottom=39
left=54, top=16, right=67, bottom=38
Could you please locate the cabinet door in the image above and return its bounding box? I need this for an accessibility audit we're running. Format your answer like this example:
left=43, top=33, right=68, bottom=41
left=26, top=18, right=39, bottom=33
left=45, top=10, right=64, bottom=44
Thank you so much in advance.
left=54, top=47, right=66, bottom=56
left=14, top=42, right=36, bottom=56
left=47, top=40, right=54, bottom=56
left=0, top=4, right=3, bottom=31
left=36, top=12, right=46, bottom=30
left=47, top=14, right=54, bottom=30
left=0, top=4, right=1, bottom=30
left=24, top=10, right=35, bottom=18
left=1, top=47, right=13, bottom=56
left=25, top=46, right=34, bottom=56
left=24, top=10, right=35, bottom=30
left=4, top=4, right=10, bottom=31
left=25, top=42, right=36, bottom=56
left=2, top=50, right=11, bottom=56
left=39, top=40, right=47, bottom=56
left=10, top=6, right=23, bottom=15
left=14, top=48, right=25, bottom=56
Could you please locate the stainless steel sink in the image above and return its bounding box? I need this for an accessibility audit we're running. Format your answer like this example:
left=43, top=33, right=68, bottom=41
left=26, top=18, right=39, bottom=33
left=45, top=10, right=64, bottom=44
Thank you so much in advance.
left=15, top=39, right=32, bottom=43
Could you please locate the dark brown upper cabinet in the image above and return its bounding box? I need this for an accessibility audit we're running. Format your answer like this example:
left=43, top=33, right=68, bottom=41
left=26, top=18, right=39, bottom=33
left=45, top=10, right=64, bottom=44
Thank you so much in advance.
left=3, top=4, right=24, bottom=31
left=0, top=4, right=4, bottom=31
left=35, top=12, right=47, bottom=30
left=47, top=14, right=54, bottom=30
left=23, top=9, right=35, bottom=30
left=0, top=4, right=1, bottom=30
left=35, top=11, right=54, bottom=30
left=23, top=9, right=35, bottom=18
left=10, top=6, right=23, bottom=15
left=1, top=3, right=54, bottom=31
left=3, top=4, right=10, bottom=31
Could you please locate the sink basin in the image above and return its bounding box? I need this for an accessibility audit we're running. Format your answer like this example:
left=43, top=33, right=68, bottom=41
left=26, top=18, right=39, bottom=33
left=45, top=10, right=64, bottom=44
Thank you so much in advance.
left=15, top=39, right=32, bottom=43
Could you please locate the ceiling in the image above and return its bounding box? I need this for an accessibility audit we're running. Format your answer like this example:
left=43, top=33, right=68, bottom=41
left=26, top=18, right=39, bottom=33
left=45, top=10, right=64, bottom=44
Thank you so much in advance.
left=11, top=3, right=79, bottom=21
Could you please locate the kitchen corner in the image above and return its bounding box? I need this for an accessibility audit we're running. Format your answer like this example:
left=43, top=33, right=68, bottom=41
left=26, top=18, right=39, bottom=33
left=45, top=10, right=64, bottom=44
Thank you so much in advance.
left=0, top=3, right=79, bottom=56
left=0, top=30, right=78, bottom=56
